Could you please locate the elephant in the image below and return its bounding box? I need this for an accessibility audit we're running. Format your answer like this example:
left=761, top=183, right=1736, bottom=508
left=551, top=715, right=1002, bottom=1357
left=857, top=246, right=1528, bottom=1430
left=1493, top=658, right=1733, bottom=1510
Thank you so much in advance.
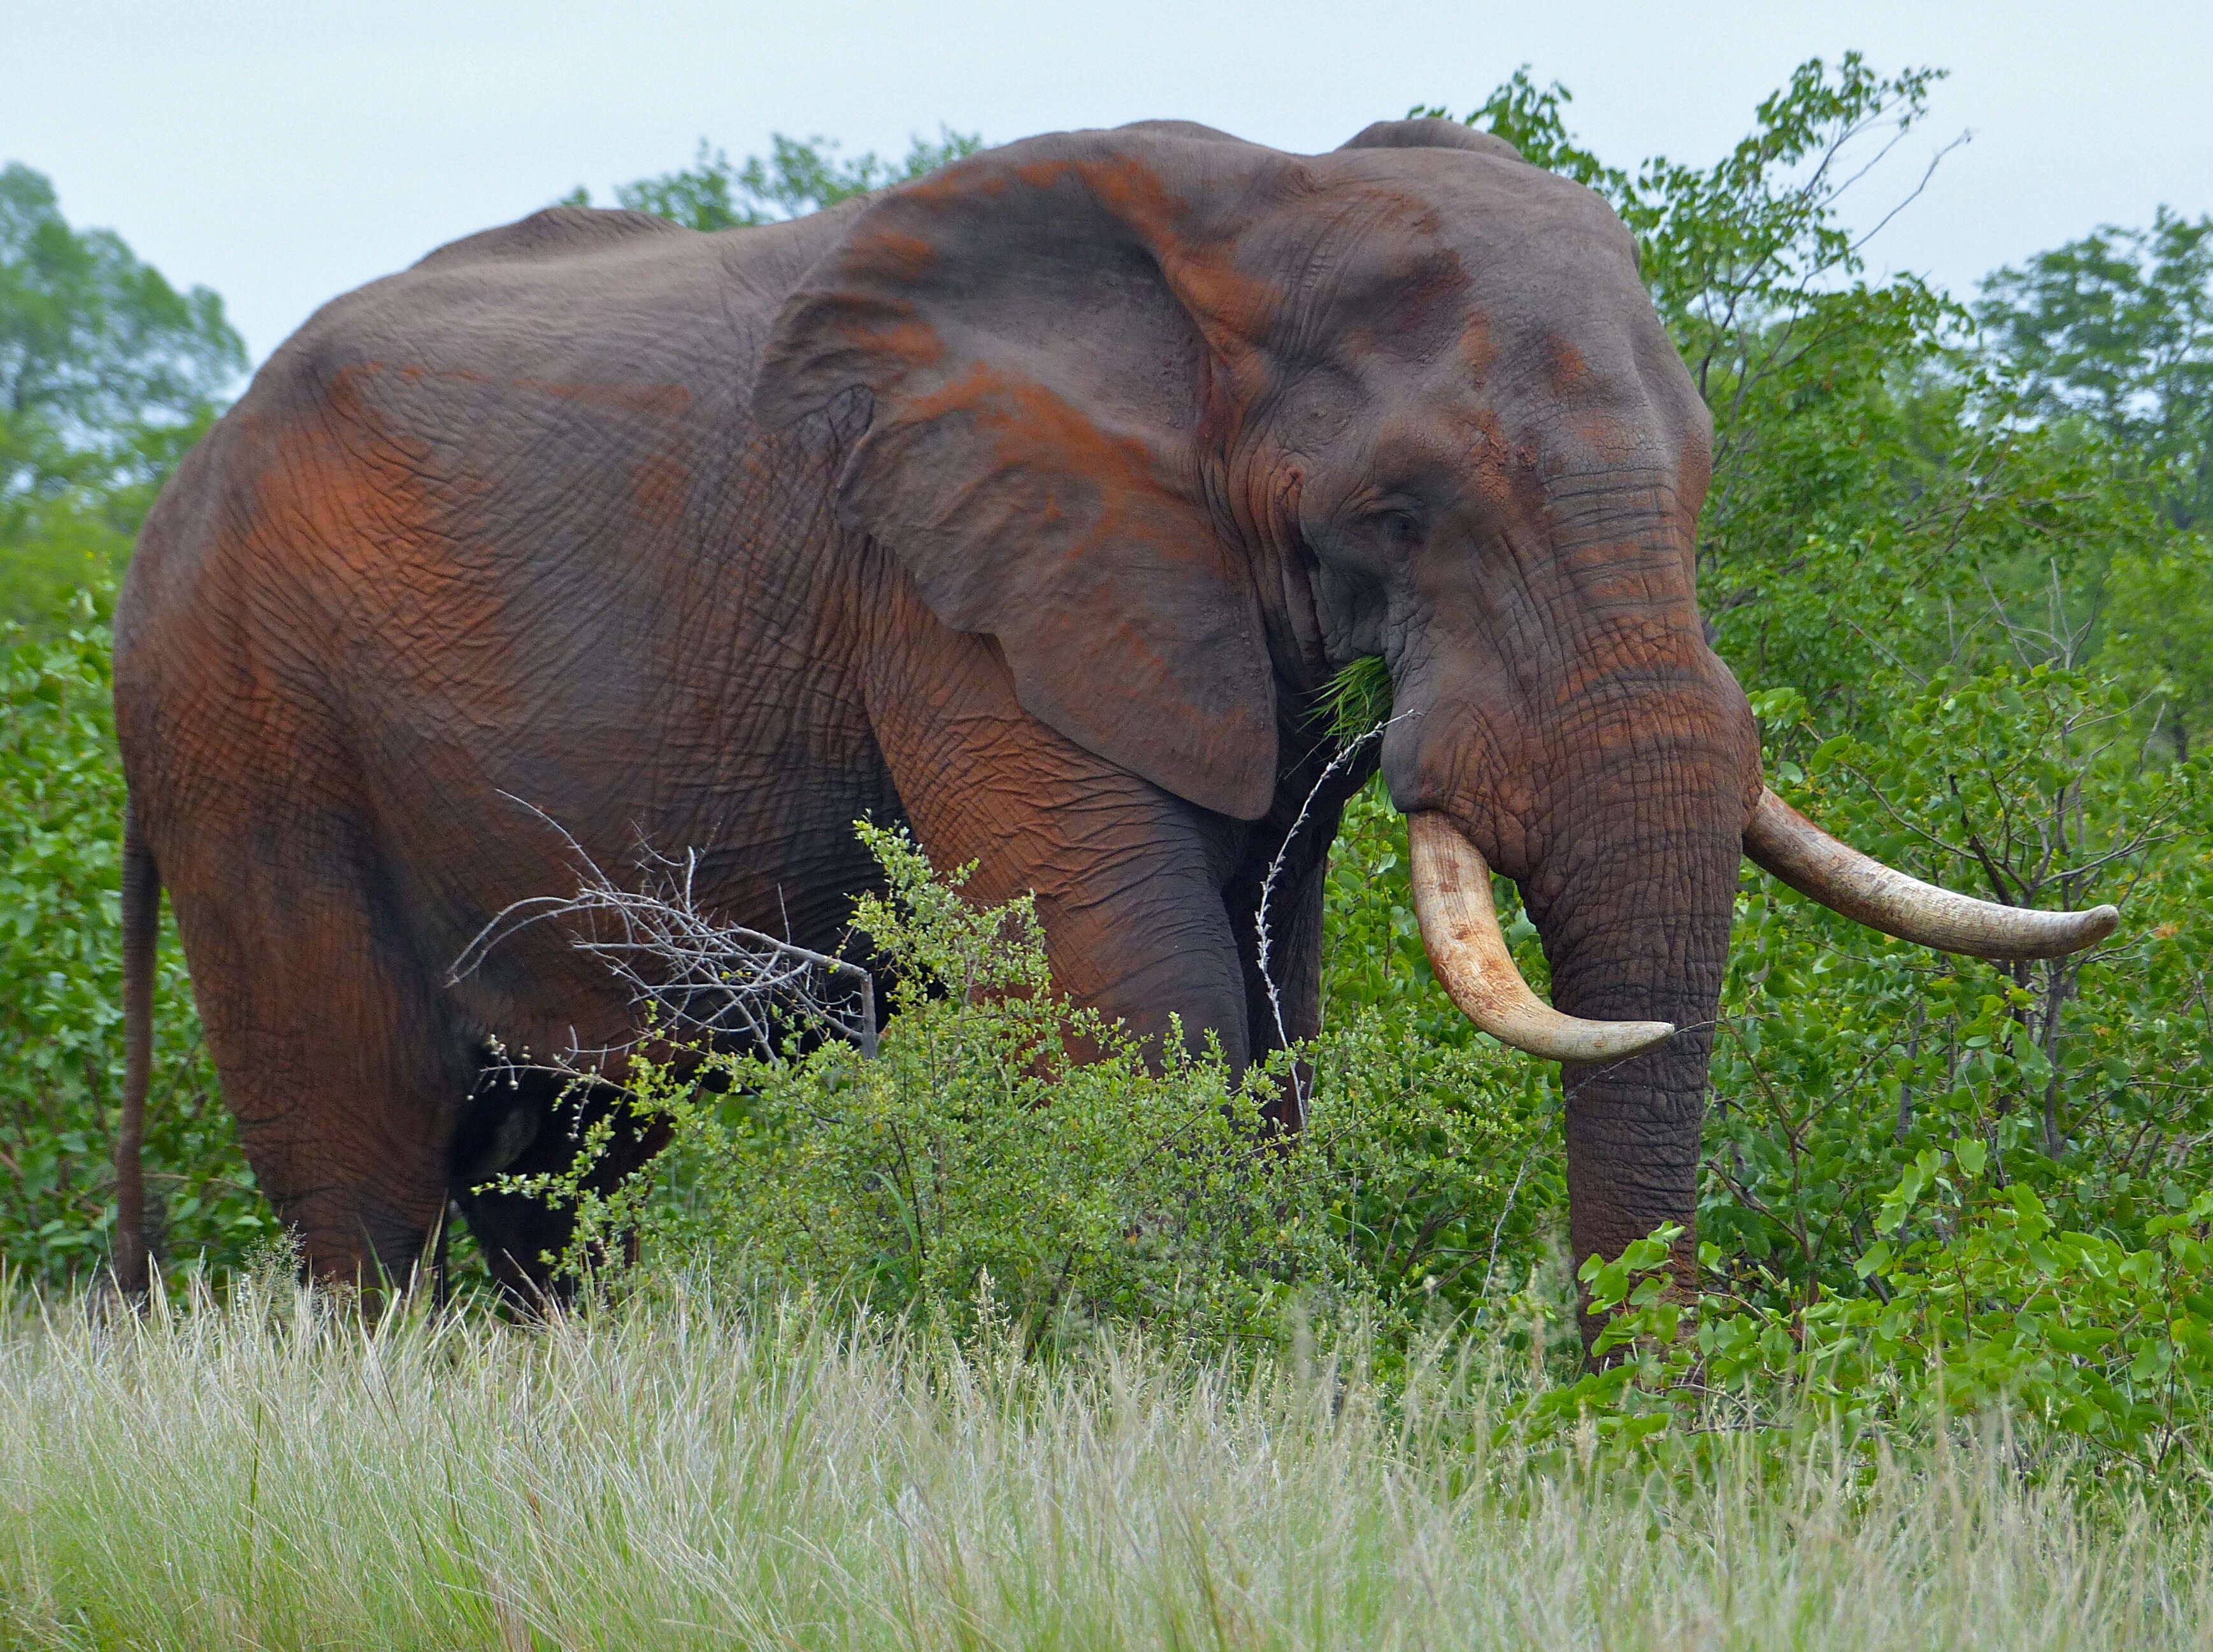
left=110, top=117, right=2116, bottom=1315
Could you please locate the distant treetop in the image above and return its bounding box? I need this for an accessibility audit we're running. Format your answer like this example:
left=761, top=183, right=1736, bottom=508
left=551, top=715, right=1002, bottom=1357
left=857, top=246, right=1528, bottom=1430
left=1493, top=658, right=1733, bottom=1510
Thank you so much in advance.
left=564, top=127, right=985, bottom=232
left=1978, top=207, right=2213, bottom=532
left=0, top=162, right=245, bottom=511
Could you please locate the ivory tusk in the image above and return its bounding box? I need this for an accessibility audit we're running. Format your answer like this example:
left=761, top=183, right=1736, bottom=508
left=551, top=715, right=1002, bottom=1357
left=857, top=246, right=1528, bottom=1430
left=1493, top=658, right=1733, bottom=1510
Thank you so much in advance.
left=1744, top=787, right=2119, bottom=961
left=1407, top=812, right=1675, bottom=1064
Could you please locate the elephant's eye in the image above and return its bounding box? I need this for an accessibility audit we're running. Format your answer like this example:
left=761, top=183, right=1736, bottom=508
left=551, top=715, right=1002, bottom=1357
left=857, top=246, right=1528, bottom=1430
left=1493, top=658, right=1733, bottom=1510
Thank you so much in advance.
left=1372, top=508, right=1424, bottom=551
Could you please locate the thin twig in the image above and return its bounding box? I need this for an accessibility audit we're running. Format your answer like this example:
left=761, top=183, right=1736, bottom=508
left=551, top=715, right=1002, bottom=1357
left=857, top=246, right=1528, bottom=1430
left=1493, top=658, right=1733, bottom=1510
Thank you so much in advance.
left=1252, top=711, right=1420, bottom=1111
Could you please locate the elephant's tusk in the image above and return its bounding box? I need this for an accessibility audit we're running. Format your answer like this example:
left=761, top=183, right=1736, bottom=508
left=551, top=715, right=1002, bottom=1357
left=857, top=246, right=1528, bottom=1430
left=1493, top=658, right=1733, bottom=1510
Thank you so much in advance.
left=1407, top=812, right=1676, bottom=1064
left=1742, top=787, right=2119, bottom=961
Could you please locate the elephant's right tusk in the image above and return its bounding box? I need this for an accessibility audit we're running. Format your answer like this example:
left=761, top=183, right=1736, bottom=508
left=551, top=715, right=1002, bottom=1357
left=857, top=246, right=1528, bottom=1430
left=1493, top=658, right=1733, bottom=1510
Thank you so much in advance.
left=1407, top=812, right=1675, bottom=1064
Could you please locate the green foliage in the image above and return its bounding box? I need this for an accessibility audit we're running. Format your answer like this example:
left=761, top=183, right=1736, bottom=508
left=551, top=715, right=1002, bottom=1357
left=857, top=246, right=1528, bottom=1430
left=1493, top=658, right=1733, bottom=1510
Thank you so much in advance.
left=0, top=162, right=243, bottom=487
left=1979, top=206, right=2213, bottom=531
left=0, top=164, right=243, bottom=625
left=0, top=492, right=136, bottom=637
left=2102, top=539, right=2213, bottom=762
left=1565, top=1161, right=2213, bottom=1476
left=1315, top=653, right=1393, bottom=741
left=503, top=824, right=1554, bottom=1357
left=0, top=168, right=257, bottom=1276
left=568, top=127, right=983, bottom=231
left=1665, top=658, right=2213, bottom=1460
left=0, top=588, right=266, bottom=1282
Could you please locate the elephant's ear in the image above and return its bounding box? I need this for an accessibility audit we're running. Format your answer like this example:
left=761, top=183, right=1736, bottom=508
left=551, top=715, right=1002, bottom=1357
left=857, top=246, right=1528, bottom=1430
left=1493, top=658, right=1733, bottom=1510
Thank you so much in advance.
left=755, top=132, right=1295, bottom=821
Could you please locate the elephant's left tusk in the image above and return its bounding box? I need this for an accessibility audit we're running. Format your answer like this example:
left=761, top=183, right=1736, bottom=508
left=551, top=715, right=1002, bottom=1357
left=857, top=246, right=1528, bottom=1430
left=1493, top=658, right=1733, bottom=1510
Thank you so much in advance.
left=1742, top=787, right=2119, bottom=960
left=1407, top=812, right=1676, bottom=1064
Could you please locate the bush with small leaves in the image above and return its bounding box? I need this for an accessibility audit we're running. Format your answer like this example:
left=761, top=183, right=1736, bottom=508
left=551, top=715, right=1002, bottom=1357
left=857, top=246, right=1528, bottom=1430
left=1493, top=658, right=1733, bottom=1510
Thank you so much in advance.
left=0, top=587, right=268, bottom=1283
left=497, top=823, right=1558, bottom=1362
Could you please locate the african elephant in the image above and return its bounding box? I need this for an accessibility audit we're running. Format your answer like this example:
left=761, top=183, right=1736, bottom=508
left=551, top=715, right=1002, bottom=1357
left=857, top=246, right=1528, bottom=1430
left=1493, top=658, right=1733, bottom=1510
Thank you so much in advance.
left=111, top=117, right=2114, bottom=1311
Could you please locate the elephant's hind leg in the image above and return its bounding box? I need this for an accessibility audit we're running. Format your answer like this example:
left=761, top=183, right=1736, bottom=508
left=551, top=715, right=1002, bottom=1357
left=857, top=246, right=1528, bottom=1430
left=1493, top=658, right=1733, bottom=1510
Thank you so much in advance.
left=159, top=819, right=477, bottom=1295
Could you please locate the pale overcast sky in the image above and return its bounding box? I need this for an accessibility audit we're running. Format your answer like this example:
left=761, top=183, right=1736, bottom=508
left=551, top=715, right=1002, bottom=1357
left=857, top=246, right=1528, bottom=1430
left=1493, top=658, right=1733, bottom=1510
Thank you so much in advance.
left=10, top=0, right=2211, bottom=365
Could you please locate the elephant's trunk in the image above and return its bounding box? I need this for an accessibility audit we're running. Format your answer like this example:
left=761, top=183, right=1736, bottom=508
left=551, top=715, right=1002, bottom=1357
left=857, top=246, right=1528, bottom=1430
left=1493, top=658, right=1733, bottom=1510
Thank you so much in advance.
left=1389, top=480, right=2124, bottom=1349
left=1394, top=646, right=1758, bottom=1338
left=1528, top=781, right=1745, bottom=1319
left=1405, top=763, right=2124, bottom=1350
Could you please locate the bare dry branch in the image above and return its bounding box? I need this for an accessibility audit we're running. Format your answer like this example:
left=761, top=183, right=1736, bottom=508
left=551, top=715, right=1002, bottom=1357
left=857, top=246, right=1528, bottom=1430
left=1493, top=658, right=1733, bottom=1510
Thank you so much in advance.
left=449, top=796, right=878, bottom=1067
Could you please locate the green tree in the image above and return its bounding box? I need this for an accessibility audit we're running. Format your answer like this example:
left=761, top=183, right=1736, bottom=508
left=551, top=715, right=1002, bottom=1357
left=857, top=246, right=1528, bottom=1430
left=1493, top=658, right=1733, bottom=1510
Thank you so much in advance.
left=567, top=127, right=984, bottom=232
left=1975, top=211, right=2213, bottom=763
left=2101, top=541, right=2213, bottom=761
left=1978, top=208, right=2213, bottom=532
left=0, top=163, right=245, bottom=623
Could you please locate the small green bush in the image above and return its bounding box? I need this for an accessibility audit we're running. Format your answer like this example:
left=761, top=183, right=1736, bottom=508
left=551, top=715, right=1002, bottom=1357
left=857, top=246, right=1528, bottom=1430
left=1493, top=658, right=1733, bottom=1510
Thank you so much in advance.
left=501, top=823, right=1563, bottom=1360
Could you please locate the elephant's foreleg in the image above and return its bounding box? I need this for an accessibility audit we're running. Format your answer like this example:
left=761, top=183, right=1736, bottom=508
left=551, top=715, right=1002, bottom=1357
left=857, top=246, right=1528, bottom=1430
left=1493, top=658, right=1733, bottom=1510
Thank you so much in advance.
left=866, top=611, right=1256, bottom=1070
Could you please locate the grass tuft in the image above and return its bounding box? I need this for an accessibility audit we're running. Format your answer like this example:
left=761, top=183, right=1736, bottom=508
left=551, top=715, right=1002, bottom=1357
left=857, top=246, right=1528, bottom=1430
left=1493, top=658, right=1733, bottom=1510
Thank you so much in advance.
left=0, top=1276, right=2206, bottom=1649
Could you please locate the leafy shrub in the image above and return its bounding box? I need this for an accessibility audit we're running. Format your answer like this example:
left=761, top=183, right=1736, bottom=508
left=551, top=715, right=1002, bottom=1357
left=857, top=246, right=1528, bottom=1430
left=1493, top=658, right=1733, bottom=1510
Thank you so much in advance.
left=501, top=824, right=1559, bottom=1358
left=1703, top=659, right=2210, bottom=1309
left=1502, top=653, right=2212, bottom=1472
left=0, top=587, right=266, bottom=1281
left=1555, top=1154, right=2213, bottom=1477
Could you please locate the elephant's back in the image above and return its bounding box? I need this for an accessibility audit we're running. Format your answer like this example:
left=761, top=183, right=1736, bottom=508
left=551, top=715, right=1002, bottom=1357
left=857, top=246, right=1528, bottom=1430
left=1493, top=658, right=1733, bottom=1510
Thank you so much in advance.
left=117, top=199, right=847, bottom=655
left=318, top=203, right=856, bottom=392
left=113, top=201, right=861, bottom=857
left=235, top=201, right=852, bottom=454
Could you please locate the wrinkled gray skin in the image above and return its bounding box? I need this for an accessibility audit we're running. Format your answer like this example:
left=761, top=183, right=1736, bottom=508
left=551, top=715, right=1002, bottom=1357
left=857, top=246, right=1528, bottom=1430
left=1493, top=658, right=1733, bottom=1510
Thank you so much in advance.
left=113, top=117, right=1757, bottom=1310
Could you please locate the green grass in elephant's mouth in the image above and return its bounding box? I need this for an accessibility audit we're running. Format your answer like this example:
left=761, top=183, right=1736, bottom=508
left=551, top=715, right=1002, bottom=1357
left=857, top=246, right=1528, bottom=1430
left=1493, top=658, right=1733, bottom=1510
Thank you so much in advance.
left=1316, top=654, right=1394, bottom=739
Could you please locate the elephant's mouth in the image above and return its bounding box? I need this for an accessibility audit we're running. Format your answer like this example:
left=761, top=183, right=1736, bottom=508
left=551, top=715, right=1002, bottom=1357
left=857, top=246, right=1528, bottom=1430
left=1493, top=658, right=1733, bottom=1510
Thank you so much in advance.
left=1407, top=789, right=2119, bottom=1062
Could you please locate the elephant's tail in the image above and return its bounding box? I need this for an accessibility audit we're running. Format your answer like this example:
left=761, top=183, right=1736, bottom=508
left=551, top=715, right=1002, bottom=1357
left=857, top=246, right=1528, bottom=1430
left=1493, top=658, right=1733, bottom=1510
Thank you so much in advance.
left=114, top=800, right=159, bottom=1297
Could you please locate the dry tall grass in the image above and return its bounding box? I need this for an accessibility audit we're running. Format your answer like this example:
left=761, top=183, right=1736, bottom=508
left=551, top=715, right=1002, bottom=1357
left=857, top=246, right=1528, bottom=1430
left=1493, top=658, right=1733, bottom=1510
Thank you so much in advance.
left=0, top=1275, right=2206, bottom=1649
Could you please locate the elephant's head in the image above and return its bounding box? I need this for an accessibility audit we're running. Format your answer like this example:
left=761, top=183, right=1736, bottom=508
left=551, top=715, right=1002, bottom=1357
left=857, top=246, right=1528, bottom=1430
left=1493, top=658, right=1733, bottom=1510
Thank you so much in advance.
left=757, top=119, right=2117, bottom=1301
